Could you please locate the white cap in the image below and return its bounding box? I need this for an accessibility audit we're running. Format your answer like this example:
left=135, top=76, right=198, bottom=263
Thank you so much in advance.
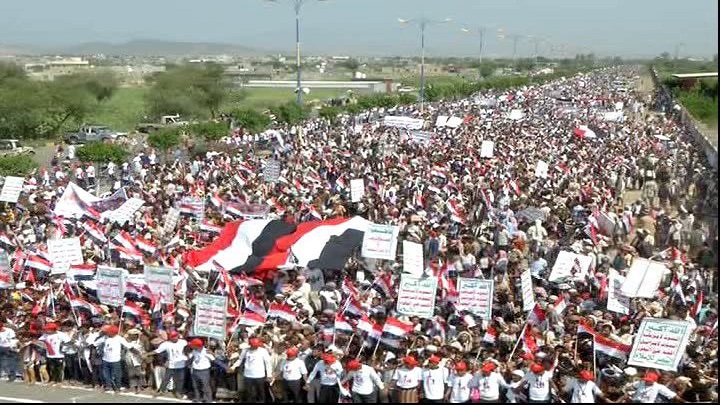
left=511, top=369, right=525, bottom=378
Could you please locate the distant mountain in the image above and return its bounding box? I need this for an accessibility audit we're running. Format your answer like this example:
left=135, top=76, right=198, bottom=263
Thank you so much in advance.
left=60, top=39, right=267, bottom=57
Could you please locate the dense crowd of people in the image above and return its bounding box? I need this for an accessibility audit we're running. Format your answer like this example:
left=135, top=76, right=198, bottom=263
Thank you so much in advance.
left=0, top=66, right=717, bottom=403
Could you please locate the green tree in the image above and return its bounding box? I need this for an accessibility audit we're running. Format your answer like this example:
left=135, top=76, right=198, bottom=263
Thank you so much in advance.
left=229, top=108, right=272, bottom=134
left=270, top=102, right=308, bottom=125
left=75, top=142, right=129, bottom=164
left=145, top=63, right=227, bottom=119
left=339, top=58, right=361, bottom=71
left=478, top=63, right=495, bottom=79
left=147, top=127, right=182, bottom=154
left=0, top=78, right=48, bottom=139
left=188, top=121, right=230, bottom=141
left=0, top=155, right=38, bottom=177
left=318, top=105, right=342, bottom=122
left=0, top=62, right=25, bottom=84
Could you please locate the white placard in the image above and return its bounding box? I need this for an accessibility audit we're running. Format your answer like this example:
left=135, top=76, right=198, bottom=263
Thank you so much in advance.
left=628, top=318, right=693, bottom=371
left=435, top=115, right=449, bottom=127
left=456, top=278, right=494, bottom=320
left=48, top=237, right=83, bottom=274
left=521, top=269, right=535, bottom=311
left=534, top=160, right=549, bottom=178
left=410, top=131, right=434, bottom=144
left=548, top=251, right=592, bottom=283
left=162, top=208, right=181, bottom=237
left=508, top=109, right=525, bottom=120
left=193, top=294, right=227, bottom=341
left=445, top=116, right=463, bottom=128
left=602, top=111, right=624, bottom=122
left=144, top=265, right=175, bottom=304
left=0, top=176, right=25, bottom=203
left=621, top=258, right=668, bottom=298
left=107, top=197, right=145, bottom=225
left=396, top=275, right=438, bottom=318
left=96, top=266, right=126, bottom=307
left=361, top=223, right=399, bottom=260
left=596, top=212, right=615, bottom=236
left=350, top=179, right=365, bottom=203
left=480, top=140, right=494, bottom=158
left=606, top=269, right=630, bottom=315
left=383, top=116, right=424, bottom=130
left=401, top=240, right=424, bottom=277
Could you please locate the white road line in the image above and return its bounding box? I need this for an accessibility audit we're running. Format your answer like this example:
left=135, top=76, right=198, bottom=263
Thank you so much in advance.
left=117, top=393, right=190, bottom=402
left=0, top=396, right=46, bottom=403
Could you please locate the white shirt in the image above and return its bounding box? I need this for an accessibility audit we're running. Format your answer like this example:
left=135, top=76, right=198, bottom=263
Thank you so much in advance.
left=0, top=327, right=17, bottom=349
left=631, top=381, right=677, bottom=403
left=39, top=332, right=71, bottom=359
left=347, top=364, right=384, bottom=395
left=447, top=372, right=474, bottom=403
left=570, top=379, right=601, bottom=403
left=393, top=367, right=422, bottom=389
left=280, top=358, right=308, bottom=381
left=476, top=372, right=508, bottom=400
left=524, top=370, right=553, bottom=401
left=189, top=348, right=214, bottom=371
left=309, top=361, right=344, bottom=386
left=154, top=339, right=188, bottom=369
left=99, top=335, right=132, bottom=363
left=237, top=347, right=272, bottom=379
left=86, top=166, right=95, bottom=178
left=422, top=367, right=449, bottom=400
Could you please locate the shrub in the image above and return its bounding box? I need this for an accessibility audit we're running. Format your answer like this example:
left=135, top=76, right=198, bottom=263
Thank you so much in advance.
left=76, top=142, right=129, bottom=164
left=0, top=155, right=38, bottom=176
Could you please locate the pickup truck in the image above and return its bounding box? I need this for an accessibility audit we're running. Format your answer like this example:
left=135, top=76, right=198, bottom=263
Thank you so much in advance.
left=0, top=139, right=35, bottom=157
left=136, top=114, right=190, bottom=133
left=64, top=125, right=127, bottom=144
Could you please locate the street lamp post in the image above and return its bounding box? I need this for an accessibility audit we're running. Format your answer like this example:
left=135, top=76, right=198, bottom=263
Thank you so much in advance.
left=266, top=0, right=327, bottom=106
left=399, top=17, right=451, bottom=113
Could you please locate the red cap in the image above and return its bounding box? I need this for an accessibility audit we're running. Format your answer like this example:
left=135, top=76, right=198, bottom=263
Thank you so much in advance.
left=428, top=355, right=441, bottom=364
left=403, top=356, right=418, bottom=367
left=323, top=354, right=336, bottom=364
left=521, top=352, right=535, bottom=361
left=189, top=338, right=203, bottom=349
left=644, top=371, right=659, bottom=383
left=45, top=323, right=58, bottom=332
left=106, top=325, right=119, bottom=336
left=579, top=370, right=594, bottom=381
left=482, top=362, right=496, bottom=372
left=581, top=292, right=591, bottom=300
left=531, top=363, right=544, bottom=374
left=455, top=361, right=468, bottom=372
left=347, top=359, right=362, bottom=371
left=249, top=338, right=263, bottom=348
left=286, top=347, right=299, bottom=358
left=168, top=331, right=179, bottom=339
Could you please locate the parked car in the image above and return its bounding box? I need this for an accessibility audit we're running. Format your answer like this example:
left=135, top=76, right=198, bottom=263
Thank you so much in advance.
left=0, top=139, right=35, bottom=157
left=64, top=125, right=127, bottom=144
left=136, top=114, right=190, bottom=134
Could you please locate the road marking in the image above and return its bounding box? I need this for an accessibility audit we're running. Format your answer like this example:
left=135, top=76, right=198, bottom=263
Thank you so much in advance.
left=0, top=396, right=46, bottom=403
left=117, top=393, right=190, bottom=402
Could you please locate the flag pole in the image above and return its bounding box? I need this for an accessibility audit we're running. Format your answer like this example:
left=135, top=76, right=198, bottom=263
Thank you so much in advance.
left=344, top=332, right=356, bottom=353
left=592, top=335, right=597, bottom=377
left=508, top=321, right=528, bottom=360
left=371, top=338, right=381, bottom=359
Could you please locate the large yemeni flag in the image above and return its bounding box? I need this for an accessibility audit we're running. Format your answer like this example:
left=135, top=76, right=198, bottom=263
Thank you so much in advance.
left=183, top=216, right=370, bottom=279
left=577, top=319, right=631, bottom=359
left=382, top=317, right=414, bottom=337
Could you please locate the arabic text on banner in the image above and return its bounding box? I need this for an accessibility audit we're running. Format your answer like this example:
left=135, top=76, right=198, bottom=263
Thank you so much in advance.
left=361, top=223, right=399, bottom=260
left=521, top=269, right=535, bottom=311
left=108, top=198, right=145, bottom=225
left=350, top=179, right=365, bottom=203
left=401, top=240, right=424, bottom=277
left=144, top=265, right=175, bottom=304
left=0, top=176, right=25, bottom=203
left=456, top=278, right=494, bottom=320
left=0, top=251, right=13, bottom=288
left=96, top=266, right=126, bottom=307
left=548, top=251, right=592, bottom=282
left=193, top=294, right=228, bottom=341
left=606, top=269, right=630, bottom=315
left=48, top=237, right=83, bottom=274
left=628, top=318, right=693, bottom=371
left=396, top=275, right=438, bottom=319
left=162, top=208, right=181, bottom=236
left=383, top=116, right=424, bottom=130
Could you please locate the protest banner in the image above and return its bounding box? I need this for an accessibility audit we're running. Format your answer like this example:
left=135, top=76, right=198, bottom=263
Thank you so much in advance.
left=107, top=197, right=145, bottom=225
left=435, top=115, right=449, bottom=127
left=534, top=160, right=549, bottom=178
left=595, top=212, right=615, bottom=236
left=178, top=197, right=205, bottom=219
left=144, top=265, right=175, bottom=304
left=0, top=250, right=13, bottom=288
left=162, top=208, right=181, bottom=237
left=396, top=275, right=437, bottom=318
left=350, top=179, right=365, bottom=203
left=96, top=266, right=126, bottom=307
left=628, top=318, right=693, bottom=371
left=48, top=237, right=83, bottom=274
left=303, top=268, right=325, bottom=292
left=480, top=140, right=494, bottom=158
left=0, top=176, right=25, bottom=203
left=508, top=109, right=525, bottom=120
left=606, top=269, right=630, bottom=315
left=401, top=240, right=424, bottom=277
left=445, top=116, right=463, bottom=128
left=383, top=116, right=424, bottom=130
left=263, top=159, right=281, bottom=183
left=456, top=278, right=494, bottom=319
left=193, top=294, right=228, bottom=341
left=361, top=223, right=399, bottom=260
left=548, top=251, right=592, bottom=282
left=410, top=131, right=434, bottom=144
left=521, top=269, right=535, bottom=311
left=621, top=258, right=667, bottom=298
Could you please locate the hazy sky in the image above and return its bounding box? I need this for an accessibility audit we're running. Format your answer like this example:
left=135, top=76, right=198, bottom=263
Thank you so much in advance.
left=0, top=0, right=717, bottom=58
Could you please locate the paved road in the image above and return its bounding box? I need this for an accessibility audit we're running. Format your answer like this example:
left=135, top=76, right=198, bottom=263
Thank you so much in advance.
left=0, top=381, right=190, bottom=403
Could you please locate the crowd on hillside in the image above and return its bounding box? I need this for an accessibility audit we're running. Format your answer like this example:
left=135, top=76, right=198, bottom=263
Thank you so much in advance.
left=0, top=66, right=717, bottom=403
